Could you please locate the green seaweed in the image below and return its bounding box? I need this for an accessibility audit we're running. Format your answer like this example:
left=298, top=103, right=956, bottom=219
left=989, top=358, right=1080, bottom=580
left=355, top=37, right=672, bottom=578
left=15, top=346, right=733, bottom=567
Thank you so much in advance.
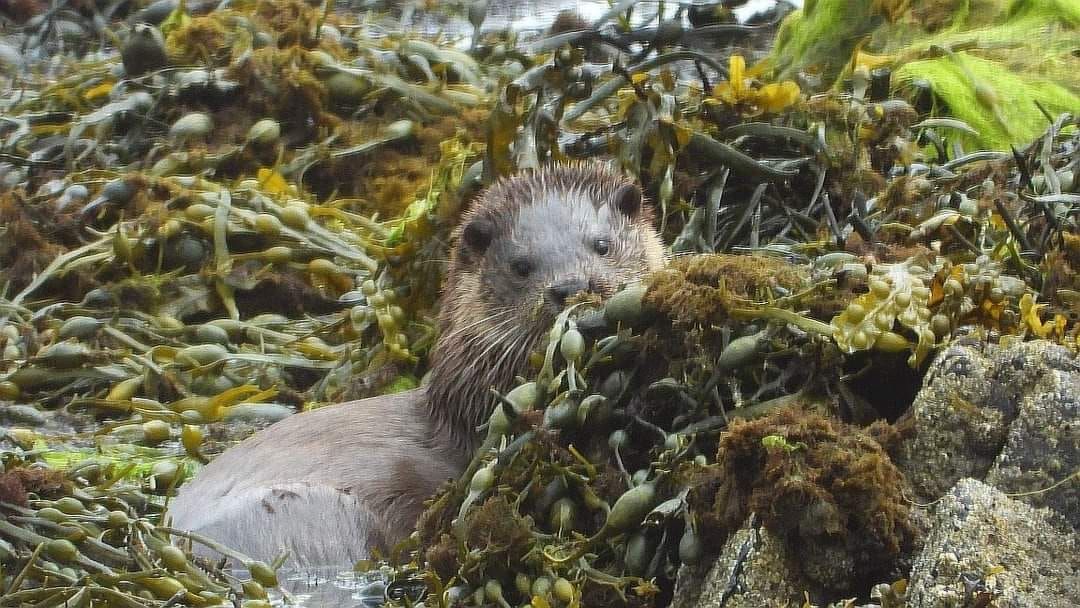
left=769, top=0, right=1080, bottom=149
left=768, top=0, right=882, bottom=82
left=893, top=52, right=1080, bottom=150
left=1007, top=0, right=1080, bottom=25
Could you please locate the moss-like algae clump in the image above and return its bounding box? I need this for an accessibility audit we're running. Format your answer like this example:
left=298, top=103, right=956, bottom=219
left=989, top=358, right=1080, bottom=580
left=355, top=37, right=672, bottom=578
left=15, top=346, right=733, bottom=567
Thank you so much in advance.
left=165, top=16, right=229, bottom=65
left=0, top=466, right=66, bottom=506
left=643, top=254, right=806, bottom=326
left=689, top=407, right=917, bottom=591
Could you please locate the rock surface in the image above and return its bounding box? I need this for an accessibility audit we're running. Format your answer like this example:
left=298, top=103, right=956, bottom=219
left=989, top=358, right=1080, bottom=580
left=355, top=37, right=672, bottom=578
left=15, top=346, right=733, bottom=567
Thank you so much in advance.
left=677, top=477, right=1080, bottom=608
left=895, top=339, right=1078, bottom=526
left=671, top=515, right=807, bottom=608
left=677, top=339, right=1078, bottom=607
left=906, top=478, right=1079, bottom=608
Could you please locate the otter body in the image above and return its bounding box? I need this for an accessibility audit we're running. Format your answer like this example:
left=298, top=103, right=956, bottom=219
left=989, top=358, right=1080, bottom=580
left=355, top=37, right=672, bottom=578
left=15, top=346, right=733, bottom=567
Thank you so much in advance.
left=169, top=163, right=666, bottom=568
left=167, top=389, right=461, bottom=567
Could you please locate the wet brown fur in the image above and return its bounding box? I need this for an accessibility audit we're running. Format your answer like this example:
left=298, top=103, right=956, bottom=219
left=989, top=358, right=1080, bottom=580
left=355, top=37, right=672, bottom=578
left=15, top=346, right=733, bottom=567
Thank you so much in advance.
left=428, top=163, right=666, bottom=453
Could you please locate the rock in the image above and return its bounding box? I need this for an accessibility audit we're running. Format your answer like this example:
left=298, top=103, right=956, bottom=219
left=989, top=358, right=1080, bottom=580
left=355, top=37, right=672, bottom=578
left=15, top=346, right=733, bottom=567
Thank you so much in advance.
left=895, top=339, right=1079, bottom=526
left=906, top=478, right=1079, bottom=608
left=671, top=515, right=807, bottom=608
left=984, top=344, right=1079, bottom=528
left=0, top=404, right=47, bottom=426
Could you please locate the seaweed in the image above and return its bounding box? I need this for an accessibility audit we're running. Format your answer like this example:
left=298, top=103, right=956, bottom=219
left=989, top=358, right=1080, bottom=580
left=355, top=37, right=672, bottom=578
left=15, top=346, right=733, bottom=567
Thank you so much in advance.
left=0, top=0, right=1077, bottom=605
left=688, top=407, right=917, bottom=591
left=644, top=254, right=808, bottom=326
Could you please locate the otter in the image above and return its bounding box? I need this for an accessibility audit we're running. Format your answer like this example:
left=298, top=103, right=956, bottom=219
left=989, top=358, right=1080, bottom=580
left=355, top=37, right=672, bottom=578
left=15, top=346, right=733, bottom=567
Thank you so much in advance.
left=168, top=163, right=667, bottom=568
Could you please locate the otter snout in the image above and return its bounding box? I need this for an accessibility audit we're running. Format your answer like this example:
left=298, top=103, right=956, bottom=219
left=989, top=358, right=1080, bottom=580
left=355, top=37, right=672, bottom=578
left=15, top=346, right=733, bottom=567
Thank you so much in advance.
left=546, top=277, right=599, bottom=306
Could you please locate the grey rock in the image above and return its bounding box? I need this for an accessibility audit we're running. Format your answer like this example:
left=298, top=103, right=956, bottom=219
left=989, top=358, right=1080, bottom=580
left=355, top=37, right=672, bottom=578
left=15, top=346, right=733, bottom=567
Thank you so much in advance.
left=894, top=341, right=1007, bottom=498
left=895, top=339, right=1079, bottom=526
left=907, top=478, right=1079, bottom=608
left=984, top=345, right=1079, bottom=527
left=0, top=404, right=47, bottom=426
left=671, top=516, right=807, bottom=608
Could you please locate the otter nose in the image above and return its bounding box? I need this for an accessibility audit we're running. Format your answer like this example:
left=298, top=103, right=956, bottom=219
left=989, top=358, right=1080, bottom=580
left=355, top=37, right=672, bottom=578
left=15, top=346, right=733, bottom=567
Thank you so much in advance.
left=546, top=278, right=592, bottom=306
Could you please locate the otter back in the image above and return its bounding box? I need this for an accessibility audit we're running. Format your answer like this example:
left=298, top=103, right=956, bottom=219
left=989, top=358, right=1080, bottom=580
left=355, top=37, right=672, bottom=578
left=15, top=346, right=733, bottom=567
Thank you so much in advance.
left=168, top=389, right=467, bottom=566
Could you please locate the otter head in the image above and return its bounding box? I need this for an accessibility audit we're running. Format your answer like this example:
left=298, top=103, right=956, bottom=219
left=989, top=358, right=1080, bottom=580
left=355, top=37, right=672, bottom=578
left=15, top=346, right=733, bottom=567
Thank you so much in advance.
left=427, top=163, right=667, bottom=451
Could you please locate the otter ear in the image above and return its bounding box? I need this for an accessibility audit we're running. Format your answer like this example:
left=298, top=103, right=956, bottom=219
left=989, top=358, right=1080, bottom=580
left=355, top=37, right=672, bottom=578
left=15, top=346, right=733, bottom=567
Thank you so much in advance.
left=613, top=183, right=642, bottom=218
left=462, top=217, right=494, bottom=254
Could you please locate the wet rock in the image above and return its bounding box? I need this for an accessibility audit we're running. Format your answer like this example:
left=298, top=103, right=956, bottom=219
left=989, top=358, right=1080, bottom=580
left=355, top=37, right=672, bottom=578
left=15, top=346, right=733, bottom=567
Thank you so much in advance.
left=895, top=339, right=1079, bottom=526
left=984, top=344, right=1079, bottom=528
left=0, top=404, right=47, bottom=426
left=671, top=515, right=807, bottom=608
left=907, top=478, right=1079, bottom=608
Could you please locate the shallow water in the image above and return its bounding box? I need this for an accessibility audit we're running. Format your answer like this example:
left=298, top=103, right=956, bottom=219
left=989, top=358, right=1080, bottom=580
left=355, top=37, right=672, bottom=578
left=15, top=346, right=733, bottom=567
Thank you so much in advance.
left=397, top=0, right=799, bottom=45
left=273, top=567, right=396, bottom=607
left=475, top=0, right=792, bottom=34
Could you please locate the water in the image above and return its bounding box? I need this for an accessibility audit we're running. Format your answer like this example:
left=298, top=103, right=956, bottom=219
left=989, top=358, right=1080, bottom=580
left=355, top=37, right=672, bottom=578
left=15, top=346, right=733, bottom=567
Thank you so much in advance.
left=476, top=0, right=798, bottom=33
left=392, top=0, right=802, bottom=45
left=270, top=567, right=397, bottom=607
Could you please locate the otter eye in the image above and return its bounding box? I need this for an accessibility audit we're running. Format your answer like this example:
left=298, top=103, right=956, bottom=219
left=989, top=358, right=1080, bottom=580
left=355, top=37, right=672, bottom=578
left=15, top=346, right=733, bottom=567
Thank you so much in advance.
left=510, top=258, right=533, bottom=278
left=593, top=238, right=610, bottom=255
left=462, top=218, right=493, bottom=254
